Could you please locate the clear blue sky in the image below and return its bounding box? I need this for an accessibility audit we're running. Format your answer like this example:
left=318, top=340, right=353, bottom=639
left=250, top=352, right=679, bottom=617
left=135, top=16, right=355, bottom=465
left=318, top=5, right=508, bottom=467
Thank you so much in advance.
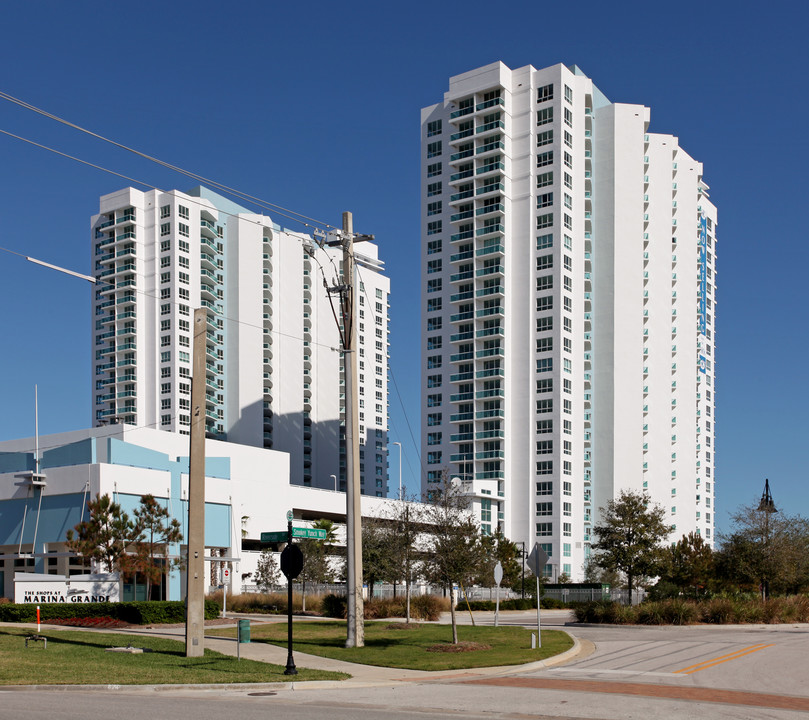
left=0, top=0, right=806, bottom=533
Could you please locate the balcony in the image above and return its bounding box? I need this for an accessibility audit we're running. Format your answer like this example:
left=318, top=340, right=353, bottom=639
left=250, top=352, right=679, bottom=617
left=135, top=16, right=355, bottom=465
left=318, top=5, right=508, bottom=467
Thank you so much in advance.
left=449, top=372, right=474, bottom=383
left=476, top=430, right=504, bottom=440
left=476, top=161, right=505, bottom=176
left=476, top=181, right=505, bottom=196
left=449, top=331, right=473, bottom=343
left=475, top=368, right=505, bottom=379
left=476, top=347, right=504, bottom=359
left=450, top=230, right=474, bottom=243
left=476, top=203, right=504, bottom=217
left=450, top=433, right=474, bottom=443
left=450, top=392, right=473, bottom=403
left=450, top=291, right=473, bottom=303
left=449, top=311, right=474, bottom=323
left=475, top=470, right=505, bottom=479
left=450, top=210, right=474, bottom=223
left=476, top=265, right=504, bottom=278
left=476, top=97, right=504, bottom=111
left=476, top=388, right=504, bottom=399
left=450, top=190, right=474, bottom=203
left=476, top=285, right=504, bottom=298
left=477, top=120, right=504, bottom=133
left=449, top=169, right=474, bottom=183
left=475, top=307, right=504, bottom=318
left=476, top=244, right=504, bottom=258
left=450, top=271, right=474, bottom=283
left=476, top=450, right=505, bottom=460
left=450, top=351, right=474, bottom=363
left=476, top=409, right=504, bottom=419
left=450, top=250, right=474, bottom=263
left=476, top=224, right=505, bottom=237
left=450, top=412, right=474, bottom=422
left=450, top=128, right=474, bottom=142
left=476, top=140, right=505, bottom=155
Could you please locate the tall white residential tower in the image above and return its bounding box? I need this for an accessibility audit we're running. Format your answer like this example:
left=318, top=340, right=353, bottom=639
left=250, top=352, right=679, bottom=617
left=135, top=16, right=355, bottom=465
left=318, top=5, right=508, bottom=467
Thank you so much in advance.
left=91, top=186, right=390, bottom=496
left=420, top=62, right=717, bottom=579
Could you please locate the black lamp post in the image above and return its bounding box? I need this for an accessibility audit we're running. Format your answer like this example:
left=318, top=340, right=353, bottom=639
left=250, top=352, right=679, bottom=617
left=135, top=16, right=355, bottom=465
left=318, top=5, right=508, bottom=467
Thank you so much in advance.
left=757, top=478, right=777, bottom=601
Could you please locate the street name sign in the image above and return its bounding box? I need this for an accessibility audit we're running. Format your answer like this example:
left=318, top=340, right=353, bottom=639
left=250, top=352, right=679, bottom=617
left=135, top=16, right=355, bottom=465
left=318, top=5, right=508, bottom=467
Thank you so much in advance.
left=261, top=527, right=328, bottom=543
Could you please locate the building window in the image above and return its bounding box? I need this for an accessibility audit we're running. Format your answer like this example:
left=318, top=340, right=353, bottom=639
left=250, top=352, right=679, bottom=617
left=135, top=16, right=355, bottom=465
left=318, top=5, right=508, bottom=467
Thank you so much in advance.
left=427, top=141, right=442, bottom=158
left=427, top=201, right=442, bottom=216
left=536, top=502, right=552, bottom=516
left=564, top=152, right=572, bottom=168
left=563, top=522, right=572, bottom=537
left=564, top=85, right=573, bottom=104
left=536, top=523, right=552, bottom=536
left=427, top=182, right=442, bottom=197
left=536, top=296, right=553, bottom=311
left=537, top=84, right=553, bottom=102
left=427, top=163, right=442, bottom=177
left=427, top=394, right=442, bottom=407
left=536, top=337, right=553, bottom=352
left=536, top=234, right=553, bottom=250
left=178, top=205, right=189, bottom=219
left=537, top=151, right=554, bottom=167
left=536, top=358, right=553, bottom=373
left=427, top=432, right=442, bottom=445
left=427, top=298, right=442, bottom=312
left=536, top=214, right=553, bottom=229
left=537, top=193, right=553, bottom=209
left=427, top=451, right=442, bottom=464
left=536, top=275, right=553, bottom=291
left=536, top=316, right=552, bottom=332
left=536, top=461, right=552, bottom=475
left=564, top=131, right=573, bottom=148
left=160, top=223, right=170, bottom=236
left=427, top=221, right=442, bottom=236
left=427, top=336, right=442, bottom=350
left=427, top=413, right=442, bottom=426
left=537, top=130, right=553, bottom=147
left=427, top=278, right=442, bottom=293
left=427, top=374, right=442, bottom=388
left=427, top=239, right=442, bottom=255
left=536, top=419, right=552, bottom=433
left=427, top=119, right=442, bottom=137
left=537, top=378, right=553, bottom=393
left=563, top=502, right=572, bottom=516
left=537, top=107, right=553, bottom=125
left=564, top=107, right=572, bottom=127
left=178, top=223, right=189, bottom=237
left=536, top=440, right=552, bottom=454
left=160, top=205, right=171, bottom=218
left=537, top=171, right=553, bottom=188
left=536, top=481, right=552, bottom=495
left=536, top=254, right=553, bottom=271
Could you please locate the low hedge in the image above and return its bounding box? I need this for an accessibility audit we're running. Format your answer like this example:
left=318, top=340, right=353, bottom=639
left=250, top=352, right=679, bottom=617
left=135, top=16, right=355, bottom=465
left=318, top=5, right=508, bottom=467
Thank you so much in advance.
left=456, top=597, right=568, bottom=611
left=0, top=599, right=220, bottom=624
left=321, top=593, right=446, bottom=621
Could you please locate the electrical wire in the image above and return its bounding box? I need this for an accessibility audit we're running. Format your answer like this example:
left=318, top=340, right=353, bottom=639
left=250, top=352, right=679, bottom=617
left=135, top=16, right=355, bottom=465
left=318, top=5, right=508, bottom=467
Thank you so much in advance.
left=0, top=90, right=341, bottom=233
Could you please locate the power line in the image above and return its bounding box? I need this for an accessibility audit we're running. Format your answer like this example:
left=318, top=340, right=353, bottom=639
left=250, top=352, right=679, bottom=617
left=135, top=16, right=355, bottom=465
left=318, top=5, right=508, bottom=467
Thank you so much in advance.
left=0, top=90, right=343, bottom=233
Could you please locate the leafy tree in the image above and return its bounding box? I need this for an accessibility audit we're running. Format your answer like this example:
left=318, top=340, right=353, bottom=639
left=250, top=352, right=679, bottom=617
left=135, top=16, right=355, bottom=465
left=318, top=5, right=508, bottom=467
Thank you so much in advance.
left=362, top=516, right=394, bottom=597
left=657, top=532, right=715, bottom=598
left=254, top=549, right=281, bottom=592
left=475, top=529, right=521, bottom=589
left=297, top=518, right=337, bottom=611
left=716, top=503, right=809, bottom=597
left=591, top=489, right=673, bottom=604
left=423, top=475, right=486, bottom=643
left=65, top=494, right=135, bottom=574
left=126, top=494, right=183, bottom=600
left=384, top=495, right=425, bottom=624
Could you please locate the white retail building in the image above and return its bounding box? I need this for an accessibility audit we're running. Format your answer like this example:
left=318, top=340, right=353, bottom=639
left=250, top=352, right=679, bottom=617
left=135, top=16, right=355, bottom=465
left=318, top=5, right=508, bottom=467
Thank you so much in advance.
left=91, top=187, right=390, bottom=497
left=420, top=62, right=718, bottom=580
left=0, top=425, right=392, bottom=600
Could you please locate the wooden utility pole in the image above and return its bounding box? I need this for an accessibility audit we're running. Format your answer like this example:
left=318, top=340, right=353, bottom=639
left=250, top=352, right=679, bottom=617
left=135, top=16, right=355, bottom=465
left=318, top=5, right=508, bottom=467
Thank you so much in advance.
left=341, top=211, right=365, bottom=648
left=185, top=308, right=207, bottom=657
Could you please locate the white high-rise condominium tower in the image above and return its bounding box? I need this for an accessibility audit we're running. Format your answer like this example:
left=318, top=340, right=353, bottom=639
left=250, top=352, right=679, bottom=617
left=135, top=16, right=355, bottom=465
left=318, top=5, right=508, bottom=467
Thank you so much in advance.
left=91, top=186, right=391, bottom=496
left=420, top=62, right=717, bottom=579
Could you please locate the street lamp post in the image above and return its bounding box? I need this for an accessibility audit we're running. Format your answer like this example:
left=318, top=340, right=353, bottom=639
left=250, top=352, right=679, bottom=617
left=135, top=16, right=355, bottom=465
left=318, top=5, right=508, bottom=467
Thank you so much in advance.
left=758, top=478, right=777, bottom=601
left=392, top=441, right=402, bottom=500
left=516, top=541, right=527, bottom=600
left=330, top=474, right=337, bottom=491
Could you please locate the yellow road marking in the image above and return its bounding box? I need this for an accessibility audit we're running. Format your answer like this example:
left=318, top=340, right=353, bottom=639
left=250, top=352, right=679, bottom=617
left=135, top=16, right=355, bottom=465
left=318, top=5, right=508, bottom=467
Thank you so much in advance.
left=674, top=644, right=775, bottom=675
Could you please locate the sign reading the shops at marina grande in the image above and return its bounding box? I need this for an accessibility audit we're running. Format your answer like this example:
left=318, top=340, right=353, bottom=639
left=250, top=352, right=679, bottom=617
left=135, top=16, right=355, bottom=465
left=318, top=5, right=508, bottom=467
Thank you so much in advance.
left=14, top=572, right=120, bottom=603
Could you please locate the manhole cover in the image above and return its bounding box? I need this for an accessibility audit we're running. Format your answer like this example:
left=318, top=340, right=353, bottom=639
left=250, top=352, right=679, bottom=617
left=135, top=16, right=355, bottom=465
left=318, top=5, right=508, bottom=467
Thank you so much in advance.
left=247, top=692, right=277, bottom=697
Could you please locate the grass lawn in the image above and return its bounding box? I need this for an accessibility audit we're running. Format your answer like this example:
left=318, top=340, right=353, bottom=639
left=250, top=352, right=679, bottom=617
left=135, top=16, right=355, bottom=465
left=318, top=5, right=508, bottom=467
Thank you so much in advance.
left=0, top=627, right=348, bottom=685
left=210, top=621, right=573, bottom=671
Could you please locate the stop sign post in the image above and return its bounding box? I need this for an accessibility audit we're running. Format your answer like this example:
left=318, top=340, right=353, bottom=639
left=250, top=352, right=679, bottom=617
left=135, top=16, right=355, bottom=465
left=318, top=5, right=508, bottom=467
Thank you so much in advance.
left=526, top=543, right=549, bottom=648
left=280, top=515, right=304, bottom=675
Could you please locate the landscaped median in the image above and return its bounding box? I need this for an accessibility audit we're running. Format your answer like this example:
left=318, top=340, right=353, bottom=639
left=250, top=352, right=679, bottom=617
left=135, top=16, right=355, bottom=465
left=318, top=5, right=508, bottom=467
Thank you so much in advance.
left=0, top=627, right=348, bottom=685
left=208, top=621, right=574, bottom=671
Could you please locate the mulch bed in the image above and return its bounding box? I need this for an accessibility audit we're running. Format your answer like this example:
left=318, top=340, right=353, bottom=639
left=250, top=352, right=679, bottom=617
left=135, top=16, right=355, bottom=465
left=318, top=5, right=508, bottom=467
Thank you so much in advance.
left=426, top=641, right=492, bottom=653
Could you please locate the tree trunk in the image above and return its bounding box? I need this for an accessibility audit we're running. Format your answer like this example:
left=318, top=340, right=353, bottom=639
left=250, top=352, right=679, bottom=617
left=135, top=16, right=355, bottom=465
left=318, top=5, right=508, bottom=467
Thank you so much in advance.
left=449, top=586, right=458, bottom=644
left=627, top=572, right=634, bottom=605
left=405, top=577, right=411, bottom=625
left=302, top=580, right=307, bottom=613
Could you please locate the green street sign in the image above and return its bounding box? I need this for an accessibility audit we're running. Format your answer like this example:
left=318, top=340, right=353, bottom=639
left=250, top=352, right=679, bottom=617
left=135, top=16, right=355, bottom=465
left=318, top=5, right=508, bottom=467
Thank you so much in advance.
left=261, top=527, right=328, bottom=543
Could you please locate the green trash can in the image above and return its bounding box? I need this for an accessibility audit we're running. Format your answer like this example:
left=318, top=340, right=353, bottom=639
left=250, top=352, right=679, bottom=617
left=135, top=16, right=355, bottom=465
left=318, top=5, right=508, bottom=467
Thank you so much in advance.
left=238, top=618, right=250, bottom=644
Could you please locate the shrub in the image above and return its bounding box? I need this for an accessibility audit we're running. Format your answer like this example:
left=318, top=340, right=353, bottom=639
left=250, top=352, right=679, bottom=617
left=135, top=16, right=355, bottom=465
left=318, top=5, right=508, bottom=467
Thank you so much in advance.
left=700, top=597, right=735, bottom=624
left=661, top=599, right=698, bottom=625
left=321, top=593, right=347, bottom=618
left=0, top=600, right=218, bottom=624
left=637, top=602, right=665, bottom=625
left=411, top=594, right=446, bottom=621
